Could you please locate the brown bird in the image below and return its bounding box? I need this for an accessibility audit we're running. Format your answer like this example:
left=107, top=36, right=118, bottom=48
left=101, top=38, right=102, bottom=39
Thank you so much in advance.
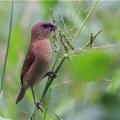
left=16, top=21, right=57, bottom=110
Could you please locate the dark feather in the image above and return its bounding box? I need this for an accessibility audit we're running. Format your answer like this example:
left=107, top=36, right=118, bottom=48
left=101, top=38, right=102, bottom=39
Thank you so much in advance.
left=16, top=86, right=26, bottom=104
left=21, top=49, right=35, bottom=83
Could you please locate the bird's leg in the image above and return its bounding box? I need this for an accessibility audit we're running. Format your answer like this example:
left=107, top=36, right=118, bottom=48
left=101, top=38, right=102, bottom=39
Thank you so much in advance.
left=45, top=71, right=57, bottom=79
left=31, top=87, right=43, bottom=112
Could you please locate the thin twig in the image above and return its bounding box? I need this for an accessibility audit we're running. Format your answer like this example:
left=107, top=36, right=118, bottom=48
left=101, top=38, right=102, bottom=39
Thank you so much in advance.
left=84, top=29, right=102, bottom=48
left=72, top=0, right=99, bottom=42
left=62, top=33, right=74, bottom=50
left=58, top=31, right=69, bottom=53
left=61, top=17, right=68, bottom=33
left=0, top=0, right=14, bottom=92
left=69, top=8, right=88, bottom=33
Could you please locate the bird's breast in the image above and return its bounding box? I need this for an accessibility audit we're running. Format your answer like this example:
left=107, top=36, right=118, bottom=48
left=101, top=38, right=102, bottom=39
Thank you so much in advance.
left=32, top=40, right=52, bottom=79
left=32, top=39, right=52, bottom=63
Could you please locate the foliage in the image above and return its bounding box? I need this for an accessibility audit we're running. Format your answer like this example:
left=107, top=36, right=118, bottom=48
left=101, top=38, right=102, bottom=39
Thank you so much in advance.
left=0, top=0, right=120, bottom=120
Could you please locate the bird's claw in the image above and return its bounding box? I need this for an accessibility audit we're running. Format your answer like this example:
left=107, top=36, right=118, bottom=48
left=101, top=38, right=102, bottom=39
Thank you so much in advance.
left=35, top=101, right=43, bottom=112
left=46, top=71, right=57, bottom=79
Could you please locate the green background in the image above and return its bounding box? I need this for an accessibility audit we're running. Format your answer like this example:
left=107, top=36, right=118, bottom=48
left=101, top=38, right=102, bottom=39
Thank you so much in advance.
left=0, top=0, right=120, bottom=120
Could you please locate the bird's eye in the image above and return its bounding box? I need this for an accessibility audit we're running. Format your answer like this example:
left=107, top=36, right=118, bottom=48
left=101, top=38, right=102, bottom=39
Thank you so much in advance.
left=43, top=24, right=51, bottom=28
left=42, top=23, right=57, bottom=31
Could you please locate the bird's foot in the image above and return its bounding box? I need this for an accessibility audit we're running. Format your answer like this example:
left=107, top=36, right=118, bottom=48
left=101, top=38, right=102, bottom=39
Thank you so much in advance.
left=35, top=101, right=43, bottom=112
left=46, top=71, right=57, bottom=79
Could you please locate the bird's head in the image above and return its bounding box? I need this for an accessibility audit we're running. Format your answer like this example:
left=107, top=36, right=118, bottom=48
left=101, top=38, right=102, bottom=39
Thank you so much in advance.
left=31, top=21, right=57, bottom=40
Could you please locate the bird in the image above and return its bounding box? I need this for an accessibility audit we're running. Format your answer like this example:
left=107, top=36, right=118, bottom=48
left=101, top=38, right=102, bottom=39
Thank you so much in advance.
left=16, top=21, right=57, bottom=111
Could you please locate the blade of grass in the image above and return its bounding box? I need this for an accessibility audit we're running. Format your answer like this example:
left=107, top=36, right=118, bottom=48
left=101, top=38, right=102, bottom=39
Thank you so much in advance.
left=61, top=17, right=68, bottom=33
left=47, top=107, right=63, bottom=120
left=72, top=0, right=99, bottom=43
left=44, top=88, right=51, bottom=120
left=0, top=0, right=14, bottom=92
left=69, top=8, right=88, bottom=33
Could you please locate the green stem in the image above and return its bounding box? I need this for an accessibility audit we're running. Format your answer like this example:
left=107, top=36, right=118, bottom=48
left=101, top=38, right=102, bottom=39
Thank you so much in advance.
left=61, top=17, right=68, bottom=33
left=40, top=56, right=66, bottom=102
left=44, top=88, right=51, bottom=120
left=72, top=0, right=99, bottom=42
left=0, top=0, right=14, bottom=92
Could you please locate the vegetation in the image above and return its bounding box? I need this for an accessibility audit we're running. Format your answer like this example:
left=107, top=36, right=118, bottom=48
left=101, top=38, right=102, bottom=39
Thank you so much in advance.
left=0, top=0, right=120, bottom=120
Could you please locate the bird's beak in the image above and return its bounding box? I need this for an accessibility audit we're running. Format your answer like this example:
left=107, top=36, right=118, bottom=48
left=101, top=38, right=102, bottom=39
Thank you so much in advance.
left=50, top=24, right=57, bottom=31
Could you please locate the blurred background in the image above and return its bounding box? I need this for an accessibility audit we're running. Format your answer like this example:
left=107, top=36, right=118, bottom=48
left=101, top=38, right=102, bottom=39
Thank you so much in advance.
left=0, top=0, right=120, bottom=120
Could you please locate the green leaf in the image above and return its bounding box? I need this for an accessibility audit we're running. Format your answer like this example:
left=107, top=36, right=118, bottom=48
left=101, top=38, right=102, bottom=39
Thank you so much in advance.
left=69, top=50, right=112, bottom=82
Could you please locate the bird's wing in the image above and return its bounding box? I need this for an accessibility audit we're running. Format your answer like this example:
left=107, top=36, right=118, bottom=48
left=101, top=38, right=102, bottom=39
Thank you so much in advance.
left=21, top=49, right=35, bottom=84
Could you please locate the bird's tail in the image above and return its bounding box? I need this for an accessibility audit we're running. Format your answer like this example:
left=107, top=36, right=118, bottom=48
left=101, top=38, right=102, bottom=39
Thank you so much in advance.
left=16, top=86, right=26, bottom=104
